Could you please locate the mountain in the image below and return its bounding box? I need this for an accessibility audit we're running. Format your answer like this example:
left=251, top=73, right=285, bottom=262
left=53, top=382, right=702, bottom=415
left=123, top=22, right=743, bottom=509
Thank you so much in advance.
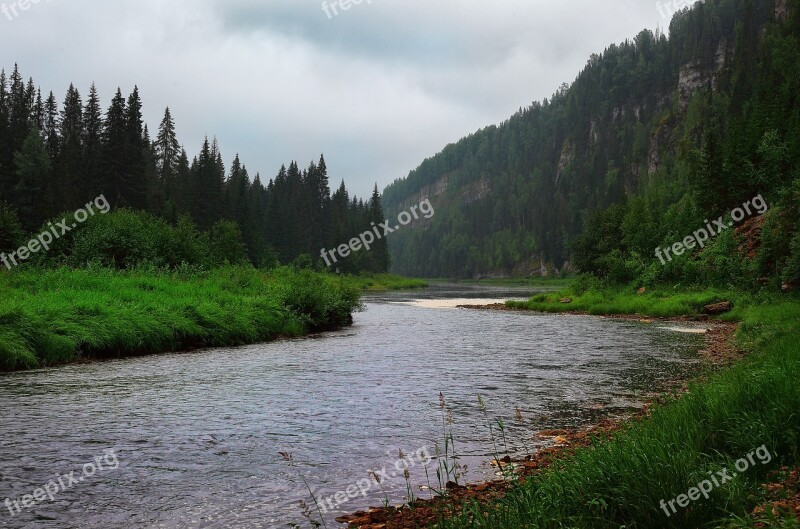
left=382, top=0, right=799, bottom=281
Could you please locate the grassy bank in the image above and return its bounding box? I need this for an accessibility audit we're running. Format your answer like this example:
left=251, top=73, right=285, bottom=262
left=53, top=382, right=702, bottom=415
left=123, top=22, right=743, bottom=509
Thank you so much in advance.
left=440, top=277, right=572, bottom=289
left=348, top=273, right=428, bottom=291
left=436, top=284, right=800, bottom=528
left=0, top=266, right=361, bottom=372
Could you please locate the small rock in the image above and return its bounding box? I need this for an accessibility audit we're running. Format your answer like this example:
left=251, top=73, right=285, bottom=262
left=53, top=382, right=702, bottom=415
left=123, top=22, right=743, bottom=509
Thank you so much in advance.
left=703, top=301, right=733, bottom=315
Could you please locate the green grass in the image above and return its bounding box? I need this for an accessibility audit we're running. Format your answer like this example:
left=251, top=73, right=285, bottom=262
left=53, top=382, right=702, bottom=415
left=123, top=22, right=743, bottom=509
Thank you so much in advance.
left=508, top=283, right=745, bottom=319
left=434, top=284, right=800, bottom=529
left=0, top=266, right=361, bottom=372
left=347, top=273, right=428, bottom=291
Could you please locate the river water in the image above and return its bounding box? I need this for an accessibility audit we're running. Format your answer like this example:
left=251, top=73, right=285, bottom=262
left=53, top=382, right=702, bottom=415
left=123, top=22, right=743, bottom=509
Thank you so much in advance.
left=0, top=284, right=704, bottom=528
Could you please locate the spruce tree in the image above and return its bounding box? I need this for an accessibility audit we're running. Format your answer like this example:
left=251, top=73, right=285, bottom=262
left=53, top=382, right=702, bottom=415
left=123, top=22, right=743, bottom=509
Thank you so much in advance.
left=101, top=89, right=127, bottom=207
left=122, top=86, right=147, bottom=209
left=83, top=83, right=103, bottom=198
left=154, top=107, right=180, bottom=212
left=43, top=92, right=59, bottom=162
left=58, top=84, right=83, bottom=208
left=369, top=184, right=390, bottom=272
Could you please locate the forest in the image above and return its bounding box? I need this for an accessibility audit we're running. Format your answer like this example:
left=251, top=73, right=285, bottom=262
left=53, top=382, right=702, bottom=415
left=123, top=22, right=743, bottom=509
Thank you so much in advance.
left=0, top=70, right=389, bottom=273
left=382, top=0, right=800, bottom=286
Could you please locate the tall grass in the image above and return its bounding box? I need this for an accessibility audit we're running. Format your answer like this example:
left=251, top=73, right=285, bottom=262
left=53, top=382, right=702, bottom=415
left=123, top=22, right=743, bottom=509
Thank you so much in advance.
left=0, top=266, right=361, bottom=372
left=437, top=287, right=800, bottom=528
left=347, top=273, right=428, bottom=291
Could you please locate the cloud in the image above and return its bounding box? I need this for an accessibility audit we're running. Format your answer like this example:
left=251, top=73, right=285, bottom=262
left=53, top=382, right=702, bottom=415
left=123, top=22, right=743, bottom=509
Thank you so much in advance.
left=1, top=0, right=663, bottom=196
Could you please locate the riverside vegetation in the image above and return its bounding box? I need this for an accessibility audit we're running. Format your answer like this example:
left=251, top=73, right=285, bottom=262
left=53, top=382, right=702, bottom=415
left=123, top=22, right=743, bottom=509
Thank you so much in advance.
left=479, top=284, right=799, bottom=528
left=0, top=208, right=368, bottom=372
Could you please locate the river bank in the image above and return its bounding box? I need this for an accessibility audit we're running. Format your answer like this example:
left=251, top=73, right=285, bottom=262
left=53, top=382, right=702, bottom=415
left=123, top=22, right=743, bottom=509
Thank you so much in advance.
left=339, top=285, right=800, bottom=528
left=0, top=266, right=361, bottom=372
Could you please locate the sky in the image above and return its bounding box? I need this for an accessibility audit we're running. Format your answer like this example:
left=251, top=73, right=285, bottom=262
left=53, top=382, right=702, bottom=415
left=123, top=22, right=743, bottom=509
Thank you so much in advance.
left=1, top=0, right=667, bottom=197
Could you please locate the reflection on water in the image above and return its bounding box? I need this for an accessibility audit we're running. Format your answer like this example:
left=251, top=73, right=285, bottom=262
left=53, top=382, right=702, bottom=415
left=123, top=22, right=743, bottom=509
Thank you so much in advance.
left=0, top=284, right=703, bottom=528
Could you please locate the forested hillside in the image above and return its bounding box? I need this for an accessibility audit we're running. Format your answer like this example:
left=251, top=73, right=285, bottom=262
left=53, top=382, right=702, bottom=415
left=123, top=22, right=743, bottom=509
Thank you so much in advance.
left=383, top=0, right=800, bottom=284
left=0, top=72, right=389, bottom=273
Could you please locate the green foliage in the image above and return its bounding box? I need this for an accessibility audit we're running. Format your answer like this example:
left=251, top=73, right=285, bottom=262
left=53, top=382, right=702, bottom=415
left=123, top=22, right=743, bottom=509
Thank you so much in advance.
left=207, top=220, right=248, bottom=266
left=29, top=209, right=254, bottom=270
left=0, top=202, right=24, bottom=254
left=0, top=266, right=361, bottom=371
left=783, top=230, right=800, bottom=283
left=345, top=273, right=428, bottom=291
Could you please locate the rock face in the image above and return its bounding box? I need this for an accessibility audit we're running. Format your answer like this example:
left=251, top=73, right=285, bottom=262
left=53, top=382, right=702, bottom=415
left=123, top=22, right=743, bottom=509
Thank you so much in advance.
left=704, top=301, right=733, bottom=315
left=556, top=140, right=575, bottom=186
left=775, top=0, right=789, bottom=21
left=648, top=123, right=672, bottom=177
left=678, top=39, right=731, bottom=110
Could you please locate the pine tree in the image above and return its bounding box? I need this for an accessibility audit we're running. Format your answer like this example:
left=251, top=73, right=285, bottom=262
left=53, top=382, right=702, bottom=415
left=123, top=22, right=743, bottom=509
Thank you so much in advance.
left=0, top=70, right=12, bottom=201
left=154, top=107, right=180, bottom=214
left=142, top=124, right=159, bottom=213
left=122, top=86, right=147, bottom=209
left=169, top=147, right=191, bottom=221
left=83, top=83, right=103, bottom=198
left=43, top=91, right=59, bottom=162
left=32, top=89, right=43, bottom=131
left=369, top=184, right=390, bottom=272
left=7, top=66, right=31, bottom=179
left=101, top=88, right=127, bottom=207
left=58, top=84, right=83, bottom=208
left=13, top=128, right=51, bottom=230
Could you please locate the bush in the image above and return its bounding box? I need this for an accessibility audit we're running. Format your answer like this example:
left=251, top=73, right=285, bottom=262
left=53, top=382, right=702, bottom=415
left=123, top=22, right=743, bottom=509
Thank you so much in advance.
left=207, top=220, right=249, bottom=266
left=783, top=229, right=800, bottom=283
left=28, top=210, right=249, bottom=270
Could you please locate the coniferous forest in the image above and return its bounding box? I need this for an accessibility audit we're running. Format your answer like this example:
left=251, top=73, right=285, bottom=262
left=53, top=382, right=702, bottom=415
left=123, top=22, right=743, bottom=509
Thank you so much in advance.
left=383, top=0, right=800, bottom=285
left=0, top=67, right=389, bottom=273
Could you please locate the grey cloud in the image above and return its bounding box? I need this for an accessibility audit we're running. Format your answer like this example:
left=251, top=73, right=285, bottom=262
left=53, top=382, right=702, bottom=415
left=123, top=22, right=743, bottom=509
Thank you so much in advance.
left=1, top=0, right=663, bottom=197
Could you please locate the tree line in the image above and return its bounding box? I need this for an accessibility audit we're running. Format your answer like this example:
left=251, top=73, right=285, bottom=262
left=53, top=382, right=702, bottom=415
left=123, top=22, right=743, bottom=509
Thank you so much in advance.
left=0, top=65, right=389, bottom=272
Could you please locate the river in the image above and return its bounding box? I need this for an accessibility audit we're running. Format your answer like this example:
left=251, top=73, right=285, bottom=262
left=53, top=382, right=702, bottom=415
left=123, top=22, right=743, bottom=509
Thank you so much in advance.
left=0, top=284, right=704, bottom=528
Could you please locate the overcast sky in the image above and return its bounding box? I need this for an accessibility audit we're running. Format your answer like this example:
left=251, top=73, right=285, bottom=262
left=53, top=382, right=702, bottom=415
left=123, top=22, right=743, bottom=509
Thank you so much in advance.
left=1, top=0, right=665, bottom=197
